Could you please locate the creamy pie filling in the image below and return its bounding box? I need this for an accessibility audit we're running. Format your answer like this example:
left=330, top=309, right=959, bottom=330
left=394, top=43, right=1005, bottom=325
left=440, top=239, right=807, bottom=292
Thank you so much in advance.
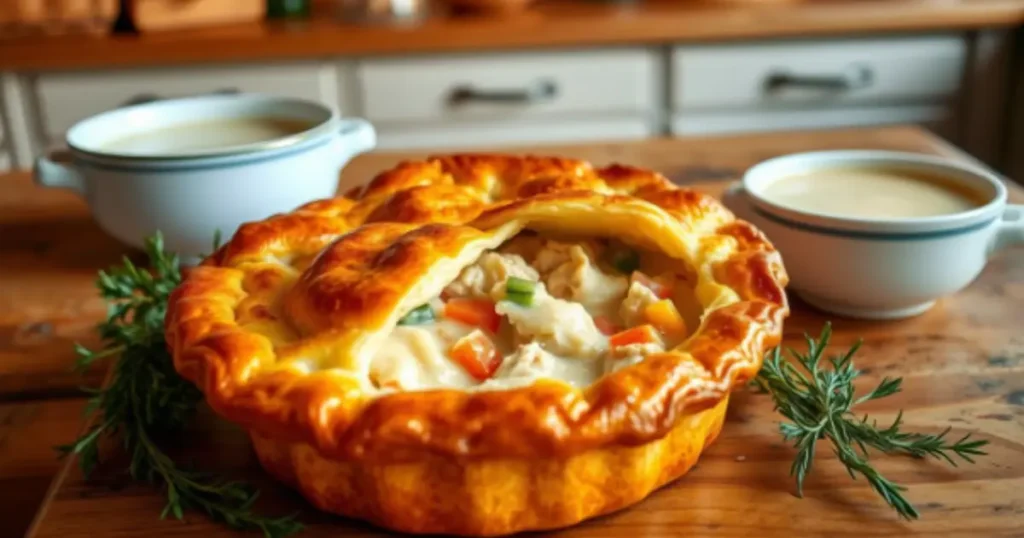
left=370, top=233, right=701, bottom=392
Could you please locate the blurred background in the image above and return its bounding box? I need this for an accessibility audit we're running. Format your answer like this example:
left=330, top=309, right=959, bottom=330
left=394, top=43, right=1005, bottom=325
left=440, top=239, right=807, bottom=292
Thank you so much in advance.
left=0, top=0, right=1022, bottom=180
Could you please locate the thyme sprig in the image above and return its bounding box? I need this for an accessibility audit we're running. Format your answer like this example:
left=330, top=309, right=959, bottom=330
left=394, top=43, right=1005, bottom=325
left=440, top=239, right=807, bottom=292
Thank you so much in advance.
left=57, top=233, right=302, bottom=538
left=754, top=324, right=989, bottom=520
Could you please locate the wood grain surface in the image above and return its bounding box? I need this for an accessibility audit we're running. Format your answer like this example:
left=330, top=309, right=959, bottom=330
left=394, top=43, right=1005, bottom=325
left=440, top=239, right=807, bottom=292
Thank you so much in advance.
left=13, top=126, right=1023, bottom=538
left=0, top=398, right=90, bottom=538
left=1, top=0, right=1023, bottom=71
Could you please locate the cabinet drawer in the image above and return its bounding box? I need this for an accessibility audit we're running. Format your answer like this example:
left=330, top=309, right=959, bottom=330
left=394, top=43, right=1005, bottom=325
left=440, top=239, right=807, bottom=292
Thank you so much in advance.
left=375, top=117, right=653, bottom=151
left=358, top=50, right=658, bottom=123
left=34, top=62, right=339, bottom=139
left=671, top=35, right=966, bottom=111
left=671, top=104, right=953, bottom=137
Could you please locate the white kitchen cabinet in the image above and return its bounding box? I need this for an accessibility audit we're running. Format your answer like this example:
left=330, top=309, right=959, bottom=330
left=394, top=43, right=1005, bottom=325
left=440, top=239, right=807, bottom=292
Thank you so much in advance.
left=672, top=104, right=955, bottom=138
left=357, top=49, right=661, bottom=148
left=672, top=35, right=966, bottom=110
left=670, top=35, right=967, bottom=137
left=0, top=34, right=984, bottom=162
left=375, top=116, right=654, bottom=151
left=358, top=49, right=659, bottom=122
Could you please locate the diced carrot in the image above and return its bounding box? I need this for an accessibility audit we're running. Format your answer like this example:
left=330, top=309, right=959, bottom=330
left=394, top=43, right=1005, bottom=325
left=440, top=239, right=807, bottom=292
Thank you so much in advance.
left=608, top=324, right=660, bottom=349
left=444, top=298, right=501, bottom=333
left=644, top=299, right=687, bottom=338
left=593, top=315, right=620, bottom=336
left=631, top=271, right=674, bottom=299
left=449, top=331, right=502, bottom=380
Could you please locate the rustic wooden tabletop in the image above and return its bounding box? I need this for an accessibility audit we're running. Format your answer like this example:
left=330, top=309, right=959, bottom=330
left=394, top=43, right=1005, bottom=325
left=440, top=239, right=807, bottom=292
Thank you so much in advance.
left=2, top=126, right=1021, bottom=538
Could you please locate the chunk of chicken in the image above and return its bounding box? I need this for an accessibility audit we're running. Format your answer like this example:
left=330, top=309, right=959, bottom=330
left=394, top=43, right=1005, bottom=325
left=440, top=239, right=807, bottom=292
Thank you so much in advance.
left=610, top=342, right=665, bottom=361
left=502, top=237, right=628, bottom=316
left=619, top=280, right=661, bottom=328
left=495, top=342, right=557, bottom=379
left=444, top=252, right=539, bottom=300
left=490, top=342, right=605, bottom=388
left=497, top=234, right=546, bottom=262
left=496, top=286, right=606, bottom=360
left=542, top=244, right=628, bottom=316
left=604, top=341, right=666, bottom=374
left=532, top=239, right=598, bottom=274
left=501, top=236, right=604, bottom=274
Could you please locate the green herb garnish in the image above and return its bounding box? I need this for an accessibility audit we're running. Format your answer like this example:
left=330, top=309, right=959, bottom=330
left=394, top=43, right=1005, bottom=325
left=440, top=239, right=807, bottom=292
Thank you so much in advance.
left=57, top=232, right=302, bottom=538
left=754, top=323, right=989, bottom=520
left=398, top=303, right=435, bottom=325
left=505, top=277, right=536, bottom=306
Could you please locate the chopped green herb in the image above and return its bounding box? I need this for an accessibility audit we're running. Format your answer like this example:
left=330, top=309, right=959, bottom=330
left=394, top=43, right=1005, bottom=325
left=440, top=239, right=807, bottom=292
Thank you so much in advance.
left=398, top=304, right=435, bottom=325
left=506, top=276, right=536, bottom=295
left=505, top=290, right=534, bottom=307
left=505, top=277, right=536, bottom=307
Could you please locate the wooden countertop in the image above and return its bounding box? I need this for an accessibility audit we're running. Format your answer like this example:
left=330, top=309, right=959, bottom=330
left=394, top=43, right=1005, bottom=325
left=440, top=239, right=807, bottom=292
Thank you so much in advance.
left=1, top=0, right=1023, bottom=71
left=3, top=125, right=1022, bottom=537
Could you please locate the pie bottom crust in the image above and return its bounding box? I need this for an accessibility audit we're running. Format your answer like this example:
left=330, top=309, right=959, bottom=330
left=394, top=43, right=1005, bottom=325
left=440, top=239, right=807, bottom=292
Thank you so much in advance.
left=251, top=396, right=729, bottom=536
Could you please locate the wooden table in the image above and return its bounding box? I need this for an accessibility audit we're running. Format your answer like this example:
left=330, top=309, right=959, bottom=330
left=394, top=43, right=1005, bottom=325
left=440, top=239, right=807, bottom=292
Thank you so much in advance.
left=2, top=126, right=1021, bottom=538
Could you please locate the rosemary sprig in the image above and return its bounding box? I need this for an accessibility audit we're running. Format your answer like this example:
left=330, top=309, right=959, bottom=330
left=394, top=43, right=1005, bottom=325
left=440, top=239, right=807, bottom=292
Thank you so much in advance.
left=57, top=232, right=302, bottom=538
left=54, top=231, right=986, bottom=531
left=754, top=323, right=989, bottom=520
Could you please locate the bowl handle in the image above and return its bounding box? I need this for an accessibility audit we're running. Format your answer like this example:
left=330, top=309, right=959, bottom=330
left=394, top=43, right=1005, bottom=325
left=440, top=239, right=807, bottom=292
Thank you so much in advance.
left=34, top=150, right=85, bottom=196
left=988, top=204, right=1024, bottom=256
left=335, top=118, right=377, bottom=166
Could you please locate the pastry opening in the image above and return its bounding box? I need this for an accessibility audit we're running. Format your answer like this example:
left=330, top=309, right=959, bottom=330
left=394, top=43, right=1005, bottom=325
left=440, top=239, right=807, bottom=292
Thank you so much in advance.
left=369, top=230, right=703, bottom=394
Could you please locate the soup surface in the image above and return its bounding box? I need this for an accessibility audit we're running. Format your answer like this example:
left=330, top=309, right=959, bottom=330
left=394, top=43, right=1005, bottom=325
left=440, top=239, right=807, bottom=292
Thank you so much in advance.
left=760, top=166, right=986, bottom=218
left=103, top=117, right=315, bottom=154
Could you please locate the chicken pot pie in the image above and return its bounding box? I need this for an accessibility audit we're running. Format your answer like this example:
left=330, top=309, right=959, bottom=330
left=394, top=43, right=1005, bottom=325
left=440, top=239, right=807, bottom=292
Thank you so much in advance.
left=166, top=155, right=789, bottom=536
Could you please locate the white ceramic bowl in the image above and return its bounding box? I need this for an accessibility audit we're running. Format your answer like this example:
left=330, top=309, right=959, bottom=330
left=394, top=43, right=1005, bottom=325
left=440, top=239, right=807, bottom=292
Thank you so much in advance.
left=723, top=150, right=1024, bottom=320
left=34, top=94, right=376, bottom=263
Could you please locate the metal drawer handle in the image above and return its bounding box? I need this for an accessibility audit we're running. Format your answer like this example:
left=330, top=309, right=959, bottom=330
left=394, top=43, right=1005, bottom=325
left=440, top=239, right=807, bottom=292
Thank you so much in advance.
left=120, top=87, right=241, bottom=108
left=764, top=64, right=874, bottom=92
left=448, top=79, right=558, bottom=105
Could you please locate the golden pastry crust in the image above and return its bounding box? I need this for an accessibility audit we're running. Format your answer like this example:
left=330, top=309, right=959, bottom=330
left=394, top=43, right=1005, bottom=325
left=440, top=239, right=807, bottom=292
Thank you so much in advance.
left=251, top=397, right=729, bottom=536
left=165, top=154, right=789, bottom=534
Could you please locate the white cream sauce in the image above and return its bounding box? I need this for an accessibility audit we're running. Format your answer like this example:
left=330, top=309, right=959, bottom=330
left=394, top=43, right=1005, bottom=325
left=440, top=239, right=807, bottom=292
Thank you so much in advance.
left=369, top=234, right=688, bottom=393
left=370, top=319, right=477, bottom=390
left=761, top=167, right=984, bottom=219
left=103, top=117, right=314, bottom=154
left=496, top=286, right=607, bottom=360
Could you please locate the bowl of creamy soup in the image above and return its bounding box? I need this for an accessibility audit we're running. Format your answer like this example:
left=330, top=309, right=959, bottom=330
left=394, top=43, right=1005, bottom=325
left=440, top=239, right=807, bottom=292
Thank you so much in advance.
left=33, top=94, right=376, bottom=262
left=723, top=150, right=1023, bottom=320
